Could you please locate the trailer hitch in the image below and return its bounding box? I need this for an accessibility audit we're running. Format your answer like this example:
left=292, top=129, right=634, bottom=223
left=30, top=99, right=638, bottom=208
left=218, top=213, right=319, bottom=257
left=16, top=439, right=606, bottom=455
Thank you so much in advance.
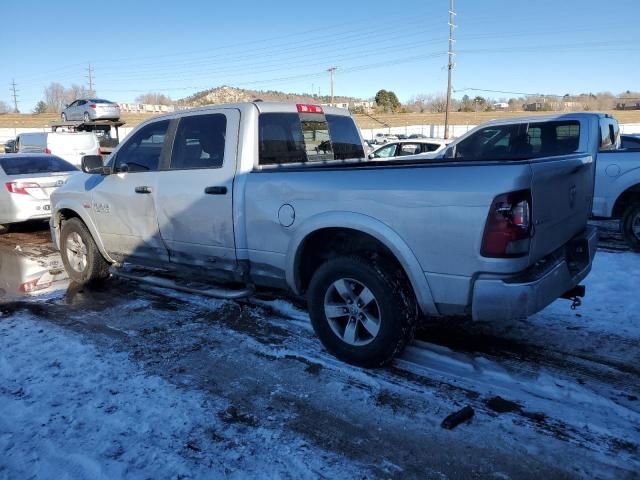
left=561, top=285, right=585, bottom=310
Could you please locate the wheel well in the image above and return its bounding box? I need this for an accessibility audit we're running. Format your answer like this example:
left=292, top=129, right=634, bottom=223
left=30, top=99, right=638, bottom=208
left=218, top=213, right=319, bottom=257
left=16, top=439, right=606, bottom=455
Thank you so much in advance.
left=56, top=208, right=82, bottom=227
left=612, top=185, right=640, bottom=218
left=295, top=228, right=410, bottom=294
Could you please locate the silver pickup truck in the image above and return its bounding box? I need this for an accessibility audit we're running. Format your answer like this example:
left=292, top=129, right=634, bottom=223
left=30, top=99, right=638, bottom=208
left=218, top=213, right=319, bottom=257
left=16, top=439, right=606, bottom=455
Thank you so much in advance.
left=50, top=103, right=597, bottom=367
left=591, top=121, right=640, bottom=251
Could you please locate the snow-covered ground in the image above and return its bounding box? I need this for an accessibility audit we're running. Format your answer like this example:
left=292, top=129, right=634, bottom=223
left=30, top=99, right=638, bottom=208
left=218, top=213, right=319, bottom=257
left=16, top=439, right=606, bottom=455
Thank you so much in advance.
left=0, top=228, right=638, bottom=479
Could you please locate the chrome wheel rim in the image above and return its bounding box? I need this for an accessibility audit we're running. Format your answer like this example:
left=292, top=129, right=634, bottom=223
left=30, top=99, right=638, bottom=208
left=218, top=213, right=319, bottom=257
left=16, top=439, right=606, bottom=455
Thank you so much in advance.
left=66, top=232, right=88, bottom=273
left=323, top=278, right=381, bottom=346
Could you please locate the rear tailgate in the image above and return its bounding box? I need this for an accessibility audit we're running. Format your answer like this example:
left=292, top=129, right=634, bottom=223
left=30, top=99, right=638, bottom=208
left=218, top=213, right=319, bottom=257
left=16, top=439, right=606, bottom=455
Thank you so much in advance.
left=529, top=152, right=594, bottom=262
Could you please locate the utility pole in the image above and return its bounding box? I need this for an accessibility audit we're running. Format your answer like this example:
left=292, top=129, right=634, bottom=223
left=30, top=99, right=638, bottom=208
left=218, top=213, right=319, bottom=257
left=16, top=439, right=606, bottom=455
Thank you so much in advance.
left=444, top=0, right=456, bottom=139
left=86, top=62, right=95, bottom=94
left=327, top=67, right=337, bottom=105
left=10, top=79, right=19, bottom=113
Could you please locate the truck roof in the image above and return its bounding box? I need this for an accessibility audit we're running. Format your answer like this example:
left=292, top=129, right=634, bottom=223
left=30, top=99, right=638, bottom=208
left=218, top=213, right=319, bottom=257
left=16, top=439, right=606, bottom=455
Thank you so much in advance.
left=142, top=101, right=353, bottom=124
left=480, top=112, right=614, bottom=127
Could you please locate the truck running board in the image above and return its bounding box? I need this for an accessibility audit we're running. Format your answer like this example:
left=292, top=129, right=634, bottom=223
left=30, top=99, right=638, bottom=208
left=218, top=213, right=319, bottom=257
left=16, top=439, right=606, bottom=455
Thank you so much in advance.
left=111, top=268, right=254, bottom=300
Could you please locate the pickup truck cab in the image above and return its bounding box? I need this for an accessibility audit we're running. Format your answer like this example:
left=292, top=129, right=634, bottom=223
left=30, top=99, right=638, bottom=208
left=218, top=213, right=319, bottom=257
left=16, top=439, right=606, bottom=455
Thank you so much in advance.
left=591, top=121, right=640, bottom=250
left=51, top=103, right=597, bottom=367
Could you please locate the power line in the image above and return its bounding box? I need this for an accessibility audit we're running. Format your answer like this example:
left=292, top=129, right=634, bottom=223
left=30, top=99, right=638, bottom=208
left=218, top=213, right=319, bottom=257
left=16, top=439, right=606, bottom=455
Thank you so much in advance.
left=444, top=0, right=456, bottom=139
left=10, top=79, right=19, bottom=113
left=454, top=87, right=563, bottom=98
left=100, top=52, right=448, bottom=94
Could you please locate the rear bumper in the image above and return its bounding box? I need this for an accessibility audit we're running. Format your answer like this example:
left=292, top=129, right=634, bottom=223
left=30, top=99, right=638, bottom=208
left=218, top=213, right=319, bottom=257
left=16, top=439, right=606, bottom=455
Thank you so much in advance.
left=471, top=226, right=598, bottom=321
left=0, top=198, right=51, bottom=224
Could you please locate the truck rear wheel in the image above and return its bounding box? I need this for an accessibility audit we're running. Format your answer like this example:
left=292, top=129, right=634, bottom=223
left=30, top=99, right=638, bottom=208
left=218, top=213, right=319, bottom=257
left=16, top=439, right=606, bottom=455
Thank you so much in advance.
left=307, top=256, right=417, bottom=368
left=621, top=203, right=640, bottom=252
left=60, top=218, right=110, bottom=284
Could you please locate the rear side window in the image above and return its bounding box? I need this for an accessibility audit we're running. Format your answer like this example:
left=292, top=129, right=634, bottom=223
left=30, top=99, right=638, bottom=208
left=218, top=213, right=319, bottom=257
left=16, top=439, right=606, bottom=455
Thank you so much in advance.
left=599, top=118, right=620, bottom=151
left=421, top=143, right=441, bottom=153
left=454, top=121, right=580, bottom=161
left=115, top=120, right=169, bottom=172
left=171, top=114, right=227, bottom=170
left=325, top=114, right=365, bottom=160
left=0, top=155, right=77, bottom=175
left=258, top=112, right=363, bottom=166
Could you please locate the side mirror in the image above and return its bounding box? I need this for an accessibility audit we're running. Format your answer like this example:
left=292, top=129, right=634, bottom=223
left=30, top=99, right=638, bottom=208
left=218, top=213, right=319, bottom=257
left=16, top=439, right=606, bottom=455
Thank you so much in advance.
left=81, top=155, right=108, bottom=174
left=368, top=153, right=375, bottom=159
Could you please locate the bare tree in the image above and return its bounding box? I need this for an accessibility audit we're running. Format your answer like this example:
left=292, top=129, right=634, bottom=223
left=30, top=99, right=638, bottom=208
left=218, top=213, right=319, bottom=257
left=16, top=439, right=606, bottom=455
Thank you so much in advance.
left=134, top=93, right=172, bottom=105
left=0, top=100, right=9, bottom=114
left=65, top=84, right=93, bottom=105
left=44, top=82, right=66, bottom=113
left=405, top=93, right=452, bottom=113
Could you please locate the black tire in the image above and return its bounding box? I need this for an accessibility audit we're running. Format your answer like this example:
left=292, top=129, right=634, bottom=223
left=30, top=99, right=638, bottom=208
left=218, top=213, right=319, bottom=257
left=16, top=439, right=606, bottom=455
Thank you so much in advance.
left=621, top=202, right=640, bottom=252
left=307, top=256, right=418, bottom=368
left=61, top=113, right=66, bottom=121
left=60, top=218, right=110, bottom=284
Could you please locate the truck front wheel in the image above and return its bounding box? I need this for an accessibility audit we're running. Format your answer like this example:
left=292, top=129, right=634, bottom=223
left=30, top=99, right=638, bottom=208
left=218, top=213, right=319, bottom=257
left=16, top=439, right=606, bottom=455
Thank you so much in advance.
left=621, top=203, right=640, bottom=252
left=60, top=218, right=110, bottom=284
left=307, top=256, right=417, bottom=368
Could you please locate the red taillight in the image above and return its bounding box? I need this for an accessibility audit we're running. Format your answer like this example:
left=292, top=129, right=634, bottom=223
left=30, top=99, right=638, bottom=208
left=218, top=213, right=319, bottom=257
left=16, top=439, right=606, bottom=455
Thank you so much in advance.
left=297, top=104, right=324, bottom=114
left=44, top=148, right=52, bottom=154
left=481, top=189, right=532, bottom=258
left=5, top=181, right=40, bottom=195
left=98, top=148, right=103, bottom=156
left=20, top=278, right=51, bottom=293
left=90, top=104, right=97, bottom=109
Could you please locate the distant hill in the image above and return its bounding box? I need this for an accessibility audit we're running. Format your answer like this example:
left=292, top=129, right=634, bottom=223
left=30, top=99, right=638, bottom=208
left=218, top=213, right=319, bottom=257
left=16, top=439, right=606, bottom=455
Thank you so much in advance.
left=178, top=85, right=364, bottom=106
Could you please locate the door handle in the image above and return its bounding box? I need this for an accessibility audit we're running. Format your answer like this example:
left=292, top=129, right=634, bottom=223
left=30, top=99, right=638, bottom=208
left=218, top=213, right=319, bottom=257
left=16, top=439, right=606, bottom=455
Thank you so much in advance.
left=204, top=186, right=227, bottom=195
left=135, top=186, right=152, bottom=194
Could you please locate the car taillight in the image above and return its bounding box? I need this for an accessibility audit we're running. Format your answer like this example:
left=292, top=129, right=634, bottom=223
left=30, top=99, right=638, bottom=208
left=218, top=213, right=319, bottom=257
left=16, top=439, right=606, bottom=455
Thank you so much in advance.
left=98, top=148, right=103, bottom=155
left=297, top=104, right=324, bottom=114
left=20, top=278, right=51, bottom=293
left=44, top=148, right=52, bottom=154
left=90, top=104, right=96, bottom=109
left=481, top=189, right=532, bottom=258
left=5, top=181, right=40, bottom=195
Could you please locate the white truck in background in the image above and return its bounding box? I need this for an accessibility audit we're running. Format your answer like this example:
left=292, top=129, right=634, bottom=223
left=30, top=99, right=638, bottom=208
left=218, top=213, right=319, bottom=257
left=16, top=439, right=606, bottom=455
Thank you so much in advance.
left=591, top=118, right=640, bottom=251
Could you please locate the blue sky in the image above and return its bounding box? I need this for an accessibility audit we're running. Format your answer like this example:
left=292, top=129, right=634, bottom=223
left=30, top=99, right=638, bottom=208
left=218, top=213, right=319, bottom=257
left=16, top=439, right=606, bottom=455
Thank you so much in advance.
left=1, top=0, right=639, bottom=110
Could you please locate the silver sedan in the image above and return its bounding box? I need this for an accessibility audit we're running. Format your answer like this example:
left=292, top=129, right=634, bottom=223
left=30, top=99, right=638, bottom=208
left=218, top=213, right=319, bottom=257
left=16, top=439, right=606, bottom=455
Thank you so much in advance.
left=61, top=98, right=121, bottom=122
left=0, top=154, right=78, bottom=231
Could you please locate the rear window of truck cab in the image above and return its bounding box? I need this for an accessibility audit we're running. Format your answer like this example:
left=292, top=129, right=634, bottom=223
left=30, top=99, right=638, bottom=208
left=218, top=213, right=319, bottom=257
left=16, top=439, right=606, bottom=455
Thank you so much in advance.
left=453, top=120, right=580, bottom=161
left=258, top=112, right=365, bottom=166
